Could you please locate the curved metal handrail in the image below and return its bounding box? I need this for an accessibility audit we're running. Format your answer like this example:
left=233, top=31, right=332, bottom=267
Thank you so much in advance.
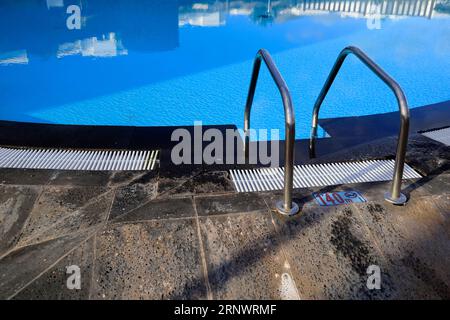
left=244, top=49, right=299, bottom=216
left=309, top=46, right=410, bottom=205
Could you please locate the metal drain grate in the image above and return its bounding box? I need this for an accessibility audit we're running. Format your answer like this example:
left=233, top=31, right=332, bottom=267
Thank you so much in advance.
left=0, top=147, right=159, bottom=171
left=230, top=160, right=421, bottom=192
left=421, top=127, right=450, bottom=146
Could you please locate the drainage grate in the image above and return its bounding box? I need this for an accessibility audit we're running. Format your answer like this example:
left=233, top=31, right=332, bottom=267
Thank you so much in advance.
left=230, top=160, right=421, bottom=192
left=0, top=147, right=159, bottom=171
left=421, top=127, right=450, bottom=146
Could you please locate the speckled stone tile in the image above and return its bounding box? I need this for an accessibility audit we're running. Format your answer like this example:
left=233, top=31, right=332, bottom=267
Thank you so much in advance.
left=405, top=135, right=450, bottom=176
left=406, top=173, right=450, bottom=198
left=109, top=172, right=158, bottom=220
left=199, top=212, right=293, bottom=299
left=108, top=171, right=151, bottom=187
left=91, top=219, right=206, bottom=299
left=157, top=166, right=203, bottom=195
left=12, top=236, right=95, bottom=300
left=0, top=168, right=55, bottom=185
left=161, top=171, right=234, bottom=198
left=272, top=203, right=394, bottom=300
left=110, top=197, right=196, bottom=223
left=195, top=192, right=268, bottom=216
left=49, top=171, right=113, bottom=186
left=0, top=231, right=92, bottom=299
left=353, top=197, right=450, bottom=299
left=432, top=194, right=450, bottom=217
left=17, top=186, right=113, bottom=247
left=0, top=186, right=41, bottom=256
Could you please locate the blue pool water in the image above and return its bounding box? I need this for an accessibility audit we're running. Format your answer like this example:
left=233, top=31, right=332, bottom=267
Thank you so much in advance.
left=1, top=0, right=450, bottom=139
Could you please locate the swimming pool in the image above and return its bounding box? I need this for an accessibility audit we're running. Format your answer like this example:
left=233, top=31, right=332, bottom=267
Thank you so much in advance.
left=1, top=0, right=450, bottom=139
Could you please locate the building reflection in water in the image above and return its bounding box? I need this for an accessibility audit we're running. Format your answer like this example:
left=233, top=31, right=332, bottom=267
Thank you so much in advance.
left=179, top=0, right=444, bottom=26
left=0, top=0, right=448, bottom=65
left=0, top=50, right=29, bottom=66
left=57, top=33, right=128, bottom=59
left=0, top=0, right=179, bottom=64
left=279, top=0, right=438, bottom=19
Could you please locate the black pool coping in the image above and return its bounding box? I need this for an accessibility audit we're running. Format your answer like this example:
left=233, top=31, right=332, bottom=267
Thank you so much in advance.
left=0, top=121, right=238, bottom=150
left=319, top=100, right=450, bottom=140
left=0, top=100, right=448, bottom=172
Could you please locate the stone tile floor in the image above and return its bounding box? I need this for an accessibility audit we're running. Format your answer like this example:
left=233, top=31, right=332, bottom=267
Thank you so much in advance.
left=0, top=135, right=449, bottom=300
left=0, top=166, right=448, bottom=300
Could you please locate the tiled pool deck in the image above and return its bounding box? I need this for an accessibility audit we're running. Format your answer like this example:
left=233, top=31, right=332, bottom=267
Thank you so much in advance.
left=0, top=134, right=448, bottom=300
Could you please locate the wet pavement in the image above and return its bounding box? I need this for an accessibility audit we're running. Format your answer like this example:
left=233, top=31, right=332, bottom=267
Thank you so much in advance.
left=0, top=136, right=449, bottom=300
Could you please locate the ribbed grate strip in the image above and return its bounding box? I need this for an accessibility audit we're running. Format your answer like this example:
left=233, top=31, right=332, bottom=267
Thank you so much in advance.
left=230, top=160, right=421, bottom=192
left=0, top=147, right=159, bottom=171
left=422, top=127, right=450, bottom=146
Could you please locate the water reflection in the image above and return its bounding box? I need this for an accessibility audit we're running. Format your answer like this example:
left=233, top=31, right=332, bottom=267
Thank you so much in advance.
left=0, top=50, right=29, bottom=66
left=179, top=0, right=446, bottom=26
left=56, top=33, right=128, bottom=58
left=0, top=0, right=448, bottom=65
left=0, top=0, right=179, bottom=64
left=261, top=0, right=440, bottom=21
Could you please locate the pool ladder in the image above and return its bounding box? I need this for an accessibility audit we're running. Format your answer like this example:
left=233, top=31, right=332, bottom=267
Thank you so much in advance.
left=244, top=49, right=299, bottom=216
left=244, top=46, right=410, bottom=216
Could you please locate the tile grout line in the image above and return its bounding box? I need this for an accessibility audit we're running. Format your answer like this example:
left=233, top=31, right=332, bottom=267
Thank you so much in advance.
left=104, top=187, right=118, bottom=224
left=106, top=171, right=150, bottom=189
left=8, top=189, right=116, bottom=255
left=166, top=190, right=236, bottom=200
left=262, top=197, right=302, bottom=300
left=106, top=208, right=270, bottom=228
left=0, top=185, right=47, bottom=262
left=109, top=215, right=197, bottom=227
left=8, top=195, right=263, bottom=256
left=86, top=186, right=117, bottom=299
left=191, top=196, right=213, bottom=300
left=3, top=169, right=150, bottom=256
left=0, top=180, right=59, bottom=261
left=199, top=209, right=268, bottom=218
left=101, top=167, right=168, bottom=222
left=191, top=190, right=239, bottom=200
left=105, top=175, right=237, bottom=227
left=155, top=169, right=204, bottom=198
left=88, top=233, right=98, bottom=300
left=7, top=231, right=97, bottom=300
left=19, top=184, right=137, bottom=300
left=1, top=222, right=107, bottom=262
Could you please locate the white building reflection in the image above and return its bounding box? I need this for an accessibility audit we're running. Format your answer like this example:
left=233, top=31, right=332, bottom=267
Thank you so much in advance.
left=179, top=2, right=227, bottom=26
left=178, top=0, right=446, bottom=26
left=1, top=0, right=449, bottom=65
left=278, top=0, right=438, bottom=20
left=57, top=33, right=128, bottom=58
left=46, top=0, right=64, bottom=9
left=0, top=50, right=29, bottom=65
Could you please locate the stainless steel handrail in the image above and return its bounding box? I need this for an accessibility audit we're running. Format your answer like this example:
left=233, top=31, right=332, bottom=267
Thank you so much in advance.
left=309, top=46, right=410, bottom=205
left=244, top=49, right=299, bottom=216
